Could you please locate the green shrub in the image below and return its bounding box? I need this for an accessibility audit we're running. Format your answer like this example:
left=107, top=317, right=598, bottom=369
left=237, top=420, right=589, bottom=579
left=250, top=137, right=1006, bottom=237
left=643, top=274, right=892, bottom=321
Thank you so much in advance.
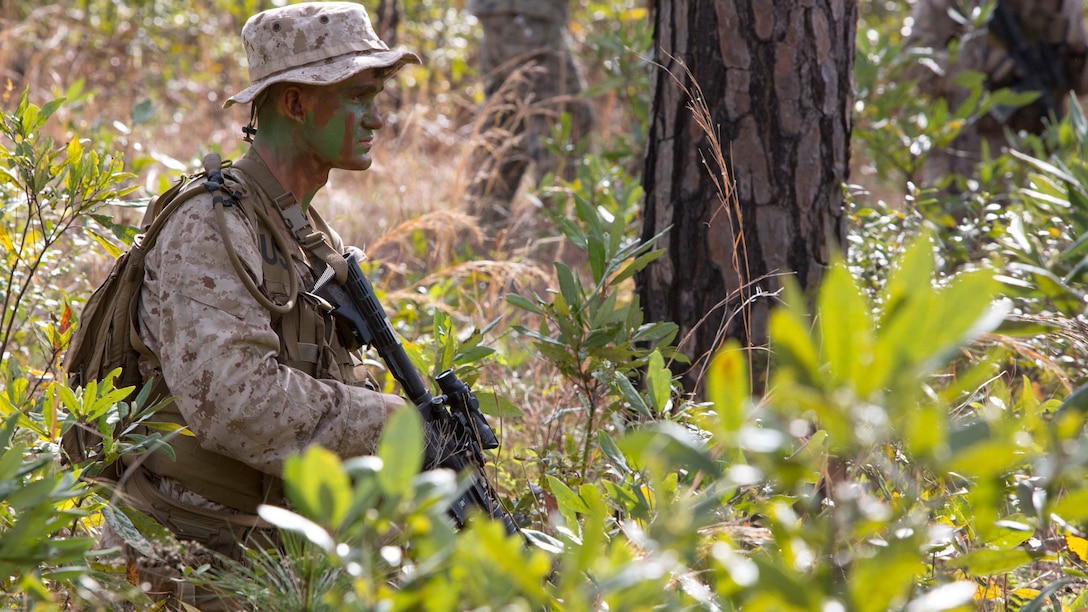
left=0, top=90, right=178, bottom=609
left=507, top=157, right=679, bottom=485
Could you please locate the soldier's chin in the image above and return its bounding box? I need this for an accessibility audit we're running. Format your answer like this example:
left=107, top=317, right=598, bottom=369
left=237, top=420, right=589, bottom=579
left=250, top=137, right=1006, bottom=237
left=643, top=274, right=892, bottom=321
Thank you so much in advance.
left=341, top=156, right=373, bottom=172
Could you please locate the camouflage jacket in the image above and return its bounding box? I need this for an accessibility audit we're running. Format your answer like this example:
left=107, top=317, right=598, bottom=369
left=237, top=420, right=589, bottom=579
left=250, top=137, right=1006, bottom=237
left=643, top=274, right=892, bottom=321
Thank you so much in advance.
left=137, top=155, right=393, bottom=483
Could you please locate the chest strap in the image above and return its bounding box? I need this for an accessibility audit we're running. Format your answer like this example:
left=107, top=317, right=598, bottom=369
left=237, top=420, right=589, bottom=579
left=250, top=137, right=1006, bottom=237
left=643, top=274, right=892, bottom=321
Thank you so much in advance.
left=231, top=154, right=350, bottom=286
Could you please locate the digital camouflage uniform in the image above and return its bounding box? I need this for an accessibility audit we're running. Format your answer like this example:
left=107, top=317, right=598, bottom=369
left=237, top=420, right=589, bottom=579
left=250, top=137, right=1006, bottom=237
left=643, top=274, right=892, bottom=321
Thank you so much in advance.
left=465, top=0, right=594, bottom=230
left=108, top=153, right=391, bottom=608
left=102, top=4, right=420, bottom=609
left=908, top=0, right=1088, bottom=184
left=137, top=156, right=388, bottom=484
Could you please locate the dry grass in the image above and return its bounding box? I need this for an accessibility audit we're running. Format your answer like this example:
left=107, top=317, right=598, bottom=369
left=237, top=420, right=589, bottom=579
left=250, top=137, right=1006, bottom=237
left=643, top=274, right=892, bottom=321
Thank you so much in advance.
left=650, top=52, right=776, bottom=393
left=319, top=110, right=474, bottom=250
left=0, top=3, right=572, bottom=262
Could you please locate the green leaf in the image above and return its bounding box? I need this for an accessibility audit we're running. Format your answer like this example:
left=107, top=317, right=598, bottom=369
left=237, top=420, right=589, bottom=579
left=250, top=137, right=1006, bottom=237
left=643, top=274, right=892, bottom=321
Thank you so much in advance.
left=706, top=341, right=749, bottom=433
left=588, top=231, right=606, bottom=285
left=83, top=383, right=135, bottom=422
left=139, top=421, right=193, bottom=436
left=849, top=536, right=925, bottom=612
left=817, top=260, right=874, bottom=390
left=768, top=277, right=821, bottom=385
left=904, top=403, right=946, bottom=459
left=644, top=350, right=672, bottom=414
left=930, top=269, right=1001, bottom=351
left=507, top=294, right=544, bottom=313
left=947, top=440, right=1019, bottom=478
left=546, top=474, right=589, bottom=514
left=881, top=232, right=935, bottom=325
left=617, top=422, right=720, bottom=477
left=432, top=310, right=457, bottom=374
left=611, top=371, right=651, bottom=417
left=1049, top=487, right=1088, bottom=522
left=282, top=446, right=352, bottom=529
left=611, top=248, right=665, bottom=285
left=1007, top=263, right=1083, bottom=316
left=631, top=321, right=679, bottom=344
left=875, top=250, right=999, bottom=388
left=88, top=213, right=140, bottom=244
left=555, top=262, right=584, bottom=317
left=983, top=517, right=1035, bottom=549
left=3, top=478, right=54, bottom=510
left=0, top=416, right=19, bottom=467
left=572, top=191, right=603, bottom=236
left=113, top=504, right=168, bottom=542
left=995, top=317, right=1062, bottom=337
left=1009, top=148, right=1079, bottom=184
left=602, top=479, right=648, bottom=519
left=947, top=548, right=1034, bottom=575
left=454, top=345, right=494, bottom=365
left=131, top=99, right=155, bottom=125
left=597, top=430, right=629, bottom=474
left=378, top=407, right=425, bottom=497
left=38, top=97, right=66, bottom=126
left=472, top=389, right=523, bottom=418
left=65, top=138, right=83, bottom=167
left=750, top=556, right=816, bottom=608
left=522, top=528, right=564, bottom=554
left=82, top=226, right=124, bottom=258
left=587, top=291, right=622, bottom=329
left=987, top=87, right=1042, bottom=112
left=104, top=506, right=166, bottom=560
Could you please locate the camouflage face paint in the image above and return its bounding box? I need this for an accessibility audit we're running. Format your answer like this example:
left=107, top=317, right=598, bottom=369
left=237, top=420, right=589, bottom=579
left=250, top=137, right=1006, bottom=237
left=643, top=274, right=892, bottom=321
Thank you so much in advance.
left=249, top=71, right=387, bottom=208
left=302, top=71, right=385, bottom=172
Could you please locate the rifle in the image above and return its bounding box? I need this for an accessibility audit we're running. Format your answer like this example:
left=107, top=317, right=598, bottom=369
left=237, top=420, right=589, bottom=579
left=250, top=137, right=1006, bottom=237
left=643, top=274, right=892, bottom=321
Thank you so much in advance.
left=311, top=252, right=519, bottom=535
left=988, top=0, right=1067, bottom=122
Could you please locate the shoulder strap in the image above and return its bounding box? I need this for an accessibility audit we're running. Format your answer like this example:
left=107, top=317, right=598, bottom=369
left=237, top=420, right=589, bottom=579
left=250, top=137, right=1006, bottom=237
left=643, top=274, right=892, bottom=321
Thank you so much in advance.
left=231, top=153, right=349, bottom=285
left=127, top=156, right=246, bottom=366
left=140, top=153, right=302, bottom=317
left=135, top=168, right=215, bottom=253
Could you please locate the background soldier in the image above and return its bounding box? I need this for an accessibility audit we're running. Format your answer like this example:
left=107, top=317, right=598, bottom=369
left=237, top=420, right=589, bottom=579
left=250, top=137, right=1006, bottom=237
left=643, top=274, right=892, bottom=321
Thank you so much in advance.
left=907, top=0, right=1088, bottom=184
left=465, top=0, right=595, bottom=240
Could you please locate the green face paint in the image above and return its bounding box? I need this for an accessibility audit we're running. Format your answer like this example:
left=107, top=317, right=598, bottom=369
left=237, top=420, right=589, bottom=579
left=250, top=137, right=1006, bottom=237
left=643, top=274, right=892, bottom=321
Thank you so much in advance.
left=303, top=71, right=385, bottom=172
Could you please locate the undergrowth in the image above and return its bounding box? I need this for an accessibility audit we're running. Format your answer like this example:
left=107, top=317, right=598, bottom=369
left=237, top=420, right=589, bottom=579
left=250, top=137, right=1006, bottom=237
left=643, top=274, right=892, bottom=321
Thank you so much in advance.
left=2, top=0, right=1088, bottom=610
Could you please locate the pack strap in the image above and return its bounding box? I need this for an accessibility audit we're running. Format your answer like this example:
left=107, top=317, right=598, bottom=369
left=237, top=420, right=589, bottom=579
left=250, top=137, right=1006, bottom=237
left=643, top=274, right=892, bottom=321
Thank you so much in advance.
left=125, top=158, right=237, bottom=365
left=204, top=152, right=298, bottom=316
left=231, top=153, right=350, bottom=285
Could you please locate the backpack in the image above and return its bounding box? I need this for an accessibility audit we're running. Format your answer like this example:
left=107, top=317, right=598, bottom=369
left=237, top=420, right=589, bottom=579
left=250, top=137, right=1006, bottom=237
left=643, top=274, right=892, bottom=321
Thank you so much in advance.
left=61, top=154, right=234, bottom=466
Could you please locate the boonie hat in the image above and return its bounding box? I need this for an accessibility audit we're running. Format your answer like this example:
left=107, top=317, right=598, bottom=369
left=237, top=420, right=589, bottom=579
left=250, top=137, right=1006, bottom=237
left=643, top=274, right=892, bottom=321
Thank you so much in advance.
left=224, top=2, right=421, bottom=108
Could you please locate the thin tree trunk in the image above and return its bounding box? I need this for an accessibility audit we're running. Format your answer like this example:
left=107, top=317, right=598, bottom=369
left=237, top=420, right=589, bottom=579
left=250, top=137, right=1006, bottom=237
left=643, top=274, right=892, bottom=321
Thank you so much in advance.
left=376, top=0, right=400, bottom=48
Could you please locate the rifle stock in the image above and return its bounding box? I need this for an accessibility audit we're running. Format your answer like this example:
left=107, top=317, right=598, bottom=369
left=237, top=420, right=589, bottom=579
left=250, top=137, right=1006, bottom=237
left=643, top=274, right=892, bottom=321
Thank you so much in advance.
left=312, top=252, right=518, bottom=535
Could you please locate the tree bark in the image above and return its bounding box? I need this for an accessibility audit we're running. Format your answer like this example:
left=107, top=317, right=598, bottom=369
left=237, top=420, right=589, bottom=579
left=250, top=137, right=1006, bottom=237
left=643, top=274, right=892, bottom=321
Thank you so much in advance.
left=638, top=0, right=855, bottom=392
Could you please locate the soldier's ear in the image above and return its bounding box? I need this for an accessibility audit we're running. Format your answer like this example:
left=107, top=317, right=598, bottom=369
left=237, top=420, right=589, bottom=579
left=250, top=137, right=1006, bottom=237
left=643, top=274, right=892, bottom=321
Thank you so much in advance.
left=279, top=84, right=311, bottom=124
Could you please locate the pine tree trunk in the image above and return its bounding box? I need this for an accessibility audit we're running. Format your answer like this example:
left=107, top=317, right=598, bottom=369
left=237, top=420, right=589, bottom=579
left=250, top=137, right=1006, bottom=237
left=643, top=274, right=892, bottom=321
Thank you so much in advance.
left=638, top=0, right=856, bottom=392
